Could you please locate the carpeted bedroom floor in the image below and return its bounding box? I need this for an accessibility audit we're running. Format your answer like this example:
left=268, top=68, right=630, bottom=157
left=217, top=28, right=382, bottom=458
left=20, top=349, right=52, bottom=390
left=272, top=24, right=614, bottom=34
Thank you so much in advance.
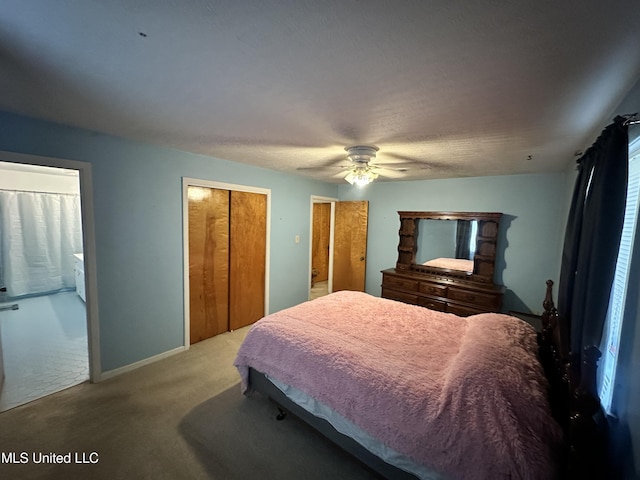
left=0, top=327, right=380, bottom=480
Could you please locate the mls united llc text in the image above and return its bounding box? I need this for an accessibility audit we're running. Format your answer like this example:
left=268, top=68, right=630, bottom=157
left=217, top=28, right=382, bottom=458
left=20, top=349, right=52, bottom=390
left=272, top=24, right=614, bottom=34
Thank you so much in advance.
left=1, top=451, right=99, bottom=464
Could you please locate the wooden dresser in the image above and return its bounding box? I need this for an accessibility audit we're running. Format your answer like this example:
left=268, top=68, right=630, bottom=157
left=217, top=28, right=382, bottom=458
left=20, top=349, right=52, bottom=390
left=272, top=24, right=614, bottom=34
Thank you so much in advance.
left=381, top=211, right=506, bottom=316
left=381, top=268, right=504, bottom=316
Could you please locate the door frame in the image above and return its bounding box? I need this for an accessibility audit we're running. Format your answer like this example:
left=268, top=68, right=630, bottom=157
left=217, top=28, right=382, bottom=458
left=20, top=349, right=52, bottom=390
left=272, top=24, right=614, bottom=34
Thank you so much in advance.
left=308, top=195, right=338, bottom=299
left=181, top=177, right=271, bottom=349
left=0, top=150, right=101, bottom=382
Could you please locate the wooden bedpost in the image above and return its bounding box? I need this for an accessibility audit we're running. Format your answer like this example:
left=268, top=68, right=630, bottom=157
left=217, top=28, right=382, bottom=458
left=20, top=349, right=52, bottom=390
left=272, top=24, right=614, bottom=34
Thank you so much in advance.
left=539, top=280, right=564, bottom=381
left=568, top=345, right=606, bottom=479
left=540, top=280, right=556, bottom=347
left=539, top=280, right=568, bottom=426
left=539, top=280, right=606, bottom=478
left=542, top=279, right=556, bottom=318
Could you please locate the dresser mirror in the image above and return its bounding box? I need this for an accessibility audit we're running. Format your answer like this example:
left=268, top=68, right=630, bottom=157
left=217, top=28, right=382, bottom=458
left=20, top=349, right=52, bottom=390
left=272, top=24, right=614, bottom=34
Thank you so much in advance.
left=396, top=211, right=502, bottom=283
left=415, top=219, right=477, bottom=272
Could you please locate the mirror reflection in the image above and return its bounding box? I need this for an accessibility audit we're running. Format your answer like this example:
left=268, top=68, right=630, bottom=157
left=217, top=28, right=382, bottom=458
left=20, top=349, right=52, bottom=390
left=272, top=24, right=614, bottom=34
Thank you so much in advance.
left=416, top=219, right=478, bottom=272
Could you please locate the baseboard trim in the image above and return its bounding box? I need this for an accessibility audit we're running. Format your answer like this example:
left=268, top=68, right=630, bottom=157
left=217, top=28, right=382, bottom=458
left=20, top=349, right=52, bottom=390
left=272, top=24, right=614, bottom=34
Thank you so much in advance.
left=96, top=346, right=186, bottom=382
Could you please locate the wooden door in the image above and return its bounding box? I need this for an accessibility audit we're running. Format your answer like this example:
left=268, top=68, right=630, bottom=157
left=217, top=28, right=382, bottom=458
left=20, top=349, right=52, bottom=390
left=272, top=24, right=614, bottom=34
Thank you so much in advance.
left=229, top=190, right=267, bottom=330
left=188, top=187, right=230, bottom=344
left=333, top=201, right=369, bottom=292
left=312, top=203, right=331, bottom=283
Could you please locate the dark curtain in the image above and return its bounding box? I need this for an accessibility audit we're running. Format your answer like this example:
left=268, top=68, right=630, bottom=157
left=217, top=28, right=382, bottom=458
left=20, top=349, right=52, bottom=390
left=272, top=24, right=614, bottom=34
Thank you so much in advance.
left=455, top=220, right=471, bottom=259
left=557, top=116, right=628, bottom=367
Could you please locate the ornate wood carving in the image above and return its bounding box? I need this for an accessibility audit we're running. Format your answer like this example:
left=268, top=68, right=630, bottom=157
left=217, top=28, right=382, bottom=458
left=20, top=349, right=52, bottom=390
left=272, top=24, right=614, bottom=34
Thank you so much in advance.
left=384, top=211, right=505, bottom=314
left=395, top=211, right=502, bottom=284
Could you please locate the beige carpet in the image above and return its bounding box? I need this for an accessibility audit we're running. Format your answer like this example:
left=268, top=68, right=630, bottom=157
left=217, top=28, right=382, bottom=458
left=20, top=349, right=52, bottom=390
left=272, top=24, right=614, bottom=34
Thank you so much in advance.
left=0, top=327, right=379, bottom=480
left=310, top=281, right=329, bottom=300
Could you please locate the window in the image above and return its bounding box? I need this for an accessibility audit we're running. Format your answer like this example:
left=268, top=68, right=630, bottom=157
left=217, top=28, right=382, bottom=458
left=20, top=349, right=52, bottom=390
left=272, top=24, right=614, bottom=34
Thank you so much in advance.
left=599, top=137, right=640, bottom=414
left=469, top=220, right=478, bottom=258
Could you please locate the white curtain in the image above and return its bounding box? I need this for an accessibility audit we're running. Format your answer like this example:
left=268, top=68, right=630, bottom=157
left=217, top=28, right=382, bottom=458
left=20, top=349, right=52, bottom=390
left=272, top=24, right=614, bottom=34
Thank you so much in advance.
left=0, top=190, right=83, bottom=298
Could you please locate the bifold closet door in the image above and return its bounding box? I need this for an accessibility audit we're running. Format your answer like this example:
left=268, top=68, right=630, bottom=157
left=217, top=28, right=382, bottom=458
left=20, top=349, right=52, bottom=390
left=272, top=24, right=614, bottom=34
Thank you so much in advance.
left=189, top=186, right=267, bottom=344
left=229, top=190, right=266, bottom=330
left=188, top=187, right=230, bottom=344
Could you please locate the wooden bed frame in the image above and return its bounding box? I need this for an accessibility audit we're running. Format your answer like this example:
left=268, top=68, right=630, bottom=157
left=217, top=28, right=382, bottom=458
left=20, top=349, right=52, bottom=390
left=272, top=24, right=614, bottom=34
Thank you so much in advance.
left=248, top=368, right=418, bottom=480
left=247, top=280, right=605, bottom=479
left=538, top=279, right=606, bottom=479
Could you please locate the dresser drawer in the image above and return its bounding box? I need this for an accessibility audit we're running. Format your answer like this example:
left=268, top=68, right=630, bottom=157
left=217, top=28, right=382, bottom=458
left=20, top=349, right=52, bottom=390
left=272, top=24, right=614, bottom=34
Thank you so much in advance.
left=382, top=288, right=418, bottom=305
left=382, top=275, right=419, bottom=292
left=447, top=287, right=497, bottom=308
left=446, top=303, right=487, bottom=317
left=418, top=282, right=447, bottom=297
left=417, top=297, right=446, bottom=311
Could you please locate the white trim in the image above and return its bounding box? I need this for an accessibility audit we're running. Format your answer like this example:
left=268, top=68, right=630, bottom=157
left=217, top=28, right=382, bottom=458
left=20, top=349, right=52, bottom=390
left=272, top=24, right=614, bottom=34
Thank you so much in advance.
left=182, top=177, right=271, bottom=349
left=98, top=346, right=186, bottom=381
left=0, top=150, right=101, bottom=382
left=309, top=196, right=338, bottom=299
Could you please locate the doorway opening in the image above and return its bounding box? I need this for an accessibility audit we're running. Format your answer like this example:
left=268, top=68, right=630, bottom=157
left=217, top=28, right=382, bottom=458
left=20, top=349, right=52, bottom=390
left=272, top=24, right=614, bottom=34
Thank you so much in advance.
left=309, top=196, right=336, bottom=300
left=308, top=197, right=369, bottom=300
left=0, top=154, right=98, bottom=411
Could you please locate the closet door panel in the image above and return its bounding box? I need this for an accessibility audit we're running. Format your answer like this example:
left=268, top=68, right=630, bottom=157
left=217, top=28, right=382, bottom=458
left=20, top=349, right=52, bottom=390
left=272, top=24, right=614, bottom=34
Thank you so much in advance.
left=188, top=187, right=230, bottom=344
left=229, top=190, right=266, bottom=330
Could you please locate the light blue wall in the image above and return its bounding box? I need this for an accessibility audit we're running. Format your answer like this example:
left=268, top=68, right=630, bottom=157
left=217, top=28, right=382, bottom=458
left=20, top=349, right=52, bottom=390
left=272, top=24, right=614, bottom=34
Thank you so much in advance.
left=0, top=111, right=337, bottom=372
left=339, top=173, right=568, bottom=314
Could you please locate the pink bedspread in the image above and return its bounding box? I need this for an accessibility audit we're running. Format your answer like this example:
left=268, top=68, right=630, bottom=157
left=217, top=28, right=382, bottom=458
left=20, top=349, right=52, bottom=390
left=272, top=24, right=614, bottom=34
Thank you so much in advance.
left=234, top=291, right=561, bottom=479
left=423, top=257, right=474, bottom=272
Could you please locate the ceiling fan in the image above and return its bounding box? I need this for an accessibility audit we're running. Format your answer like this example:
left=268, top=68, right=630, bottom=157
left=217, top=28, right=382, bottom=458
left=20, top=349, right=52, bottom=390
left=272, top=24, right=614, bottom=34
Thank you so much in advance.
left=297, top=145, right=429, bottom=186
left=343, top=145, right=381, bottom=186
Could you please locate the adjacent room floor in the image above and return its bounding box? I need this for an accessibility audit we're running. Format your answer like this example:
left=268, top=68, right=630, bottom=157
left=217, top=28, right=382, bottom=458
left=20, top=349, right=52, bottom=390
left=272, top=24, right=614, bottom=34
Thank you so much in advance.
left=0, top=290, right=89, bottom=412
left=310, top=280, right=329, bottom=300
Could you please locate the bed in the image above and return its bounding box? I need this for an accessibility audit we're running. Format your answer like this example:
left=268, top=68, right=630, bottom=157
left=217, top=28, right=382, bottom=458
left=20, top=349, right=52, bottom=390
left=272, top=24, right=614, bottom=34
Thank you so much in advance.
left=234, top=282, right=601, bottom=479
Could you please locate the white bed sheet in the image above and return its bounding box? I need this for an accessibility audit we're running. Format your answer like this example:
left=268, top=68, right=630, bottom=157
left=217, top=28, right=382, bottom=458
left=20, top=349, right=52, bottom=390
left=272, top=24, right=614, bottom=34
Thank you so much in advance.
left=267, top=374, right=448, bottom=480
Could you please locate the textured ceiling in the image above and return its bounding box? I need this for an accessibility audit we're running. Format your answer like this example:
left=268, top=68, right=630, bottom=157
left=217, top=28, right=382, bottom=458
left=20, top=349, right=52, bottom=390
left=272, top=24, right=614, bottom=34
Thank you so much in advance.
left=1, top=1, right=639, bottom=183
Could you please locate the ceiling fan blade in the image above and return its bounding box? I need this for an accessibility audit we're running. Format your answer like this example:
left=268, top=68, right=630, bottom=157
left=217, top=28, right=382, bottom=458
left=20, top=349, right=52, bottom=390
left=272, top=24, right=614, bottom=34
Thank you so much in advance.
left=375, top=169, right=406, bottom=180
left=371, top=162, right=430, bottom=170
left=296, top=164, right=351, bottom=171
left=382, top=152, right=461, bottom=171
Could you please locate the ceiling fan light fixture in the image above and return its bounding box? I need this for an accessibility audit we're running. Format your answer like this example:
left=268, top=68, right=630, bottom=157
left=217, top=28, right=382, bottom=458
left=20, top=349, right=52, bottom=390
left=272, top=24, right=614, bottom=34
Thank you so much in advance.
left=345, top=145, right=379, bottom=164
left=345, top=166, right=378, bottom=186
left=343, top=145, right=380, bottom=185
